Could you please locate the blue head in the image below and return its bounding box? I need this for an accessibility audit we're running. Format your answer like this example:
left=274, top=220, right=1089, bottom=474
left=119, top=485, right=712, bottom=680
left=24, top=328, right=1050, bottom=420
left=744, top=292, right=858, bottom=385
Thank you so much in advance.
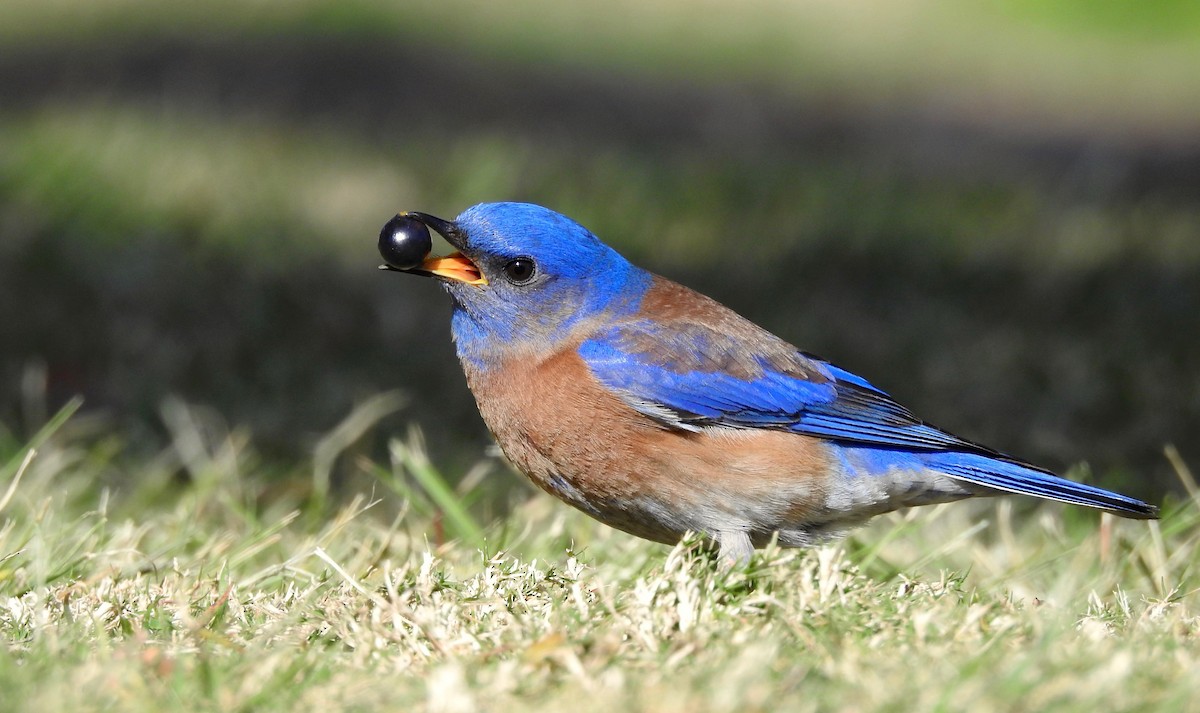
left=386, top=203, right=652, bottom=366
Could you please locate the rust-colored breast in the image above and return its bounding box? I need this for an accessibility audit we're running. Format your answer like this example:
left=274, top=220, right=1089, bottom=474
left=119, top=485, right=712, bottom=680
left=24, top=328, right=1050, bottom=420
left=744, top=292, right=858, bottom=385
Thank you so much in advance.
left=461, top=338, right=836, bottom=545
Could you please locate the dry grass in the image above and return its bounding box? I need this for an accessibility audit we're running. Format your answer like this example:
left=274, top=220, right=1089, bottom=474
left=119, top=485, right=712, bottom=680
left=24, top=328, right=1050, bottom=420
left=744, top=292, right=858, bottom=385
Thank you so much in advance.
left=1, top=403, right=1197, bottom=712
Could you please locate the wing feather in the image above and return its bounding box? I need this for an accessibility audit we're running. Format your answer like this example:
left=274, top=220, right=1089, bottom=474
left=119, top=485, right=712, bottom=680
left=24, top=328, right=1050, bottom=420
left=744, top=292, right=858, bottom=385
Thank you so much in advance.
left=578, top=319, right=978, bottom=453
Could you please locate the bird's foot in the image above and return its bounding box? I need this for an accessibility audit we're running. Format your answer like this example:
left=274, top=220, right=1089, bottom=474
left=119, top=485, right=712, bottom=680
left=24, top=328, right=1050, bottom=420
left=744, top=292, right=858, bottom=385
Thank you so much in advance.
left=717, top=529, right=754, bottom=568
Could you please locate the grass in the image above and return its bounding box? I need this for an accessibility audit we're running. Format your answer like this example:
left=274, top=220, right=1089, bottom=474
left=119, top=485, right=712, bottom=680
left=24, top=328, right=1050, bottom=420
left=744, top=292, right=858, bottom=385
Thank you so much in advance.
left=7, top=103, right=1200, bottom=271
left=5, top=0, right=1200, bottom=135
left=1, top=402, right=1198, bottom=712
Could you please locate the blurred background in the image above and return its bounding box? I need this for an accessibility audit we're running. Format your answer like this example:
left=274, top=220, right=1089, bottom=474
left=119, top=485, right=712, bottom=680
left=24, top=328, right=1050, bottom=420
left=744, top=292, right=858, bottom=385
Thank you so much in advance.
left=1, top=0, right=1197, bottom=506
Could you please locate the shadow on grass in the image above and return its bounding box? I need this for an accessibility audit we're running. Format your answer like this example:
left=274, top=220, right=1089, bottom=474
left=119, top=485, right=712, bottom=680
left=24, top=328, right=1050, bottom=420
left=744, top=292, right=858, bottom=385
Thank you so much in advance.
left=1, top=224, right=1194, bottom=499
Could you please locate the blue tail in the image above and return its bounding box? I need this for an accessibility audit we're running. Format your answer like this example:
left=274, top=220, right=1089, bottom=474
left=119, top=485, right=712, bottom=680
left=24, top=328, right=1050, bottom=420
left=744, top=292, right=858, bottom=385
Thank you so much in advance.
left=923, top=451, right=1158, bottom=519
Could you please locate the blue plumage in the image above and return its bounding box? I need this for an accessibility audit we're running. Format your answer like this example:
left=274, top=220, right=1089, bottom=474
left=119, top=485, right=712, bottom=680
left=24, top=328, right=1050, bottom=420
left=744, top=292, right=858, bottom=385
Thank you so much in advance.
left=919, top=451, right=1153, bottom=516
left=581, top=317, right=1154, bottom=519
left=385, top=201, right=1158, bottom=561
left=582, top=320, right=984, bottom=451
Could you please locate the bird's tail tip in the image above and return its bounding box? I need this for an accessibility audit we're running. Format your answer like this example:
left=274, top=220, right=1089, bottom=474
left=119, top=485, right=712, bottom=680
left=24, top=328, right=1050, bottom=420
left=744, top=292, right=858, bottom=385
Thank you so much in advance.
left=926, top=452, right=1159, bottom=520
left=1112, top=500, right=1160, bottom=520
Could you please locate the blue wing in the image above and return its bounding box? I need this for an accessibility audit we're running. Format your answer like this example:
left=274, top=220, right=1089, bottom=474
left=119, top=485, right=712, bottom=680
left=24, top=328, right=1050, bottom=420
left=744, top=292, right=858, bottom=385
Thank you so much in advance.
left=578, top=317, right=1156, bottom=519
left=578, top=318, right=966, bottom=451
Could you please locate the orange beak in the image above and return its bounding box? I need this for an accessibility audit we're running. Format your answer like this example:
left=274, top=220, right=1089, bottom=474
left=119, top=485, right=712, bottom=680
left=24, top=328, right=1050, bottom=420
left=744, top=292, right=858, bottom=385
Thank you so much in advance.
left=419, top=251, right=487, bottom=286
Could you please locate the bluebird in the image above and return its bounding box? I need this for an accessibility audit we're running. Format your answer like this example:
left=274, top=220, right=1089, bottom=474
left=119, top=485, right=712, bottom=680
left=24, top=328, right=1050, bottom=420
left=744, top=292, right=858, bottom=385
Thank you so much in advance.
left=378, top=203, right=1157, bottom=562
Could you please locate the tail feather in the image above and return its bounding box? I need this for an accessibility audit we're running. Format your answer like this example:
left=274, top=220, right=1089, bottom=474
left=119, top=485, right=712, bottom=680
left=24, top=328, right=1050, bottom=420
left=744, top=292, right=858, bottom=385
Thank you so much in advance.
left=923, top=452, right=1158, bottom=520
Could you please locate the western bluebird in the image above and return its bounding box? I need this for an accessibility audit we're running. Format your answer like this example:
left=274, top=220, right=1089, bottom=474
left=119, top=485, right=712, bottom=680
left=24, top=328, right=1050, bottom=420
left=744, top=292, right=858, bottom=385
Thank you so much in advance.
left=378, top=203, right=1157, bottom=562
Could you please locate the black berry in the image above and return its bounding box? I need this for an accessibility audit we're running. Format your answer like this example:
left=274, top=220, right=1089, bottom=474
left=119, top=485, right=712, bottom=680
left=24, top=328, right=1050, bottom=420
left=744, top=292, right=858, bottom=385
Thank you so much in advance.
left=378, top=214, right=433, bottom=270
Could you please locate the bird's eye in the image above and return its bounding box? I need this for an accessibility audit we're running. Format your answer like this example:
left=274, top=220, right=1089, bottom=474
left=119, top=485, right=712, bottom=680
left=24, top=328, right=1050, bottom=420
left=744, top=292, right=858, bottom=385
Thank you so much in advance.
left=502, top=258, right=537, bottom=284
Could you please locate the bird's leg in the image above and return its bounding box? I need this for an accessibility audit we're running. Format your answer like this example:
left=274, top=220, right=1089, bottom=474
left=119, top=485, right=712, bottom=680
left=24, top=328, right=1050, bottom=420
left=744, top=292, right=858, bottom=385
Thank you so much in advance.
left=717, top=530, right=754, bottom=567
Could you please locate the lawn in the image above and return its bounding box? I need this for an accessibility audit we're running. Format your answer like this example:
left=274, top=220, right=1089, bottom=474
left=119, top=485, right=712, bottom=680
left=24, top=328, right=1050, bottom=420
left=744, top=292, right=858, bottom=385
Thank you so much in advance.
left=1, top=404, right=1198, bottom=712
